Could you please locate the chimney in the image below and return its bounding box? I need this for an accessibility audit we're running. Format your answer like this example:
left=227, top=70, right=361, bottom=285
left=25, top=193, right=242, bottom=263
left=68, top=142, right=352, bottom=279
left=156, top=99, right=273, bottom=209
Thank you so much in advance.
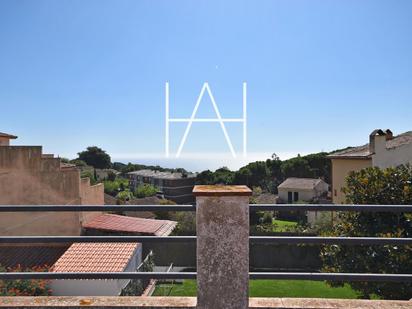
left=385, top=129, right=394, bottom=141
left=369, top=129, right=386, bottom=154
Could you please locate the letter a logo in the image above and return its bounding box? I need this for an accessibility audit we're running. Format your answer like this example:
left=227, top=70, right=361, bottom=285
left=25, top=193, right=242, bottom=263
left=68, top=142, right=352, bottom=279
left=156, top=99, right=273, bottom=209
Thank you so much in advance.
left=165, top=82, right=247, bottom=158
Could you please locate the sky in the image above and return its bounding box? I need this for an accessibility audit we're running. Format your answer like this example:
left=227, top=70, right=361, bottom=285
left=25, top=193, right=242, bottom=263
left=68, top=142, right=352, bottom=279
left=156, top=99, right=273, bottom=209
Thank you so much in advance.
left=1, top=0, right=411, bottom=171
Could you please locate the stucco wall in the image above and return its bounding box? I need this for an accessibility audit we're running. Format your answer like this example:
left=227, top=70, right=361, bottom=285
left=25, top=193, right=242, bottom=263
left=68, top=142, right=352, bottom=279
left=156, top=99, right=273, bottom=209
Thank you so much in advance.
left=331, top=158, right=372, bottom=204
left=372, top=142, right=412, bottom=168
left=0, top=146, right=103, bottom=236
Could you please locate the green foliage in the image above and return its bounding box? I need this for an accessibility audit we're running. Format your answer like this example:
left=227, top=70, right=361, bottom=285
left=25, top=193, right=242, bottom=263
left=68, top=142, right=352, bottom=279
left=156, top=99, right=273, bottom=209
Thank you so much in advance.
left=103, top=178, right=129, bottom=196
left=77, top=146, right=111, bottom=169
left=134, top=184, right=158, bottom=198
left=114, top=162, right=187, bottom=174
left=195, top=152, right=331, bottom=194
left=0, top=264, right=51, bottom=296
left=80, top=170, right=97, bottom=185
left=116, top=189, right=134, bottom=202
left=321, top=165, right=412, bottom=300
left=69, top=159, right=88, bottom=167
left=171, top=212, right=196, bottom=236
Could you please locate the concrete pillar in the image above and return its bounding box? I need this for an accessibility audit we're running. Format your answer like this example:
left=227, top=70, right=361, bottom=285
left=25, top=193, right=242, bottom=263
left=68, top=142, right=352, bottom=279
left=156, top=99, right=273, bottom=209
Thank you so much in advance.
left=194, top=185, right=252, bottom=309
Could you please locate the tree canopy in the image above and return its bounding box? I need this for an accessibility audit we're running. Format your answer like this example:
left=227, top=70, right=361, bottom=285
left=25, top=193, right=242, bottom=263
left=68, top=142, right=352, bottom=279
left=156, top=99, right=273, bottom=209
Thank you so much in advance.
left=77, top=146, right=112, bottom=169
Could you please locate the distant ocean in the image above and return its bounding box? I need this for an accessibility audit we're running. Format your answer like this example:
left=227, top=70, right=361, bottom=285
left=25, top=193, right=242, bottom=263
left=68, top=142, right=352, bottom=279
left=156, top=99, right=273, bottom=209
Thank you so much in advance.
left=111, top=152, right=304, bottom=172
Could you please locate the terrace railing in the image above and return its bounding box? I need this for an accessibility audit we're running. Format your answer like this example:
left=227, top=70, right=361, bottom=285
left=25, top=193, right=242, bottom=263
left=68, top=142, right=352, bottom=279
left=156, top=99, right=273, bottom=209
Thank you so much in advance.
left=1, top=185, right=412, bottom=309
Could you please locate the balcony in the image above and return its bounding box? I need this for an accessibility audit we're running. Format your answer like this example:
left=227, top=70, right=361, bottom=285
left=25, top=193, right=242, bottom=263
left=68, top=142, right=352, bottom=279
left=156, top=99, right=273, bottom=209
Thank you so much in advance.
left=1, top=185, right=412, bottom=308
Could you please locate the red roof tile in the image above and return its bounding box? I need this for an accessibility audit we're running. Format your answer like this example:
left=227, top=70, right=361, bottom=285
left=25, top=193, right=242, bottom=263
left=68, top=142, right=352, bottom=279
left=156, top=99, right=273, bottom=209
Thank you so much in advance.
left=82, top=214, right=177, bottom=236
left=51, top=243, right=139, bottom=273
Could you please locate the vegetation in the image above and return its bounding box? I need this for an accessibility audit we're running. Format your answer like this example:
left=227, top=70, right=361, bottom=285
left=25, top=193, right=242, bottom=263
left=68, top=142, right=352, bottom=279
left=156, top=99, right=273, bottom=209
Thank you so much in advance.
left=0, top=265, right=50, bottom=296
left=195, top=152, right=330, bottom=193
left=116, top=189, right=134, bottom=202
left=321, top=165, right=412, bottom=300
left=77, top=146, right=111, bottom=169
left=103, top=178, right=129, bottom=196
left=153, top=279, right=360, bottom=298
left=112, top=161, right=187, bottom=174
left=134, top=184, right=158, bottom=198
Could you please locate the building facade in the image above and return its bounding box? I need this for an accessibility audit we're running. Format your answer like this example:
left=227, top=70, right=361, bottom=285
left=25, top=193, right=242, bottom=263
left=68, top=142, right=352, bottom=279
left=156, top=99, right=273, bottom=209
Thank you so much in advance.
left=0, top=133, right=104, bottom=236
left=328, top=129, right=412, bottom=203
left=127, top=169, right=196, bottom=204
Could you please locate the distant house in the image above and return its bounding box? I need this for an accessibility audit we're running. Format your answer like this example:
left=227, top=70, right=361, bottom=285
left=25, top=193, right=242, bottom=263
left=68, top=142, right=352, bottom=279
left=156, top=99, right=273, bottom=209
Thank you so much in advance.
left=50, top=243, right=142, bottom=296
left=127, top=169, right=196, bottom=204
left=328, top=129, right=412, bottom=203
left=277, top=177, right=329, bottom=203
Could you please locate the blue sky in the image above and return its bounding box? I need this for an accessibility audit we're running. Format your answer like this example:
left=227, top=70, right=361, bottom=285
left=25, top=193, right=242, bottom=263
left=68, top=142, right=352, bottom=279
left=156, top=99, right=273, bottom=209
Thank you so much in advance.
left=1, top=0, right=411, bottom=171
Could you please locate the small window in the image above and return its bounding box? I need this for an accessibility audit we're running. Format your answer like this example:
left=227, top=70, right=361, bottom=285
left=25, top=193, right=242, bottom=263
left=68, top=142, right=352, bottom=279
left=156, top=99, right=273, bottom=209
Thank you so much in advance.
left=287, top=191, right=293, bottom=203
left=294, top=192, right=299, bottom=202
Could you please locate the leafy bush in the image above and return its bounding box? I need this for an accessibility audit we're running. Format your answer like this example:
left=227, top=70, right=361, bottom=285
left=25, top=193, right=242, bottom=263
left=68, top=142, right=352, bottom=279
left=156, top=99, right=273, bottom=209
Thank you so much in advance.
left=321, top=165, right=412, bottom=299
left=116, top=189, right=134, bottom=202
left=135, top=184, right=157, bottom=198
left=0, top=264, right=51, bottom=296
left=104, top=178, right=129, bottom=196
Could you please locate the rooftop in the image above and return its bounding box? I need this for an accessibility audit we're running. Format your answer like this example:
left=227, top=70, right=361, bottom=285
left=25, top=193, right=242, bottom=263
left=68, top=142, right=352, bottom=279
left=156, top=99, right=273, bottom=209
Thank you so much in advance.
left=127, top=169, right=196, bottom=179
left=82, top=213, right=177, bottom=236
left=0, top=132, right=17, bottom=139
left=278, top=177, right=326, bottom=190
left=328, top=130, right=412, bottom=159
left=51, top=243, right=139, bottom=273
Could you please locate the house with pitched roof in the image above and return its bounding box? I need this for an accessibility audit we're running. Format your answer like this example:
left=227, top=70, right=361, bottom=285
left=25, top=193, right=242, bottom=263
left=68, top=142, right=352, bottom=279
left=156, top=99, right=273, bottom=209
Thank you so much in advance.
left=328, top=129, right=412, bottom=203
left=277, top=177, right=329, bottom=203
left=50, top=243, right=142, bottom=296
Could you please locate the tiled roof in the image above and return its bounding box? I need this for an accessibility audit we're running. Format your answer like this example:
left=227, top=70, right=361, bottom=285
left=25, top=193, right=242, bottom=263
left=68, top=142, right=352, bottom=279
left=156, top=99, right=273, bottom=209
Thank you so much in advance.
left=0, top=245, right=69, bottom=269
left=82, top=214, right=177, bottom=236
left=51, top=243, right=139, bottom=273
left=278, top=177, right=326, bottom=190
left=328, top=131, right=412, bottom=159
left=0, top=132, right=17, bottom=139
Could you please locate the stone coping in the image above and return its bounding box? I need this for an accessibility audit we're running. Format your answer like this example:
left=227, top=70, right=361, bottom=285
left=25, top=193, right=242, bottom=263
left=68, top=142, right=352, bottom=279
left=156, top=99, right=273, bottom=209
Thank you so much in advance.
left=1, top=297, right=411, bottom=308
left=193, top=185, right=252, bottom=196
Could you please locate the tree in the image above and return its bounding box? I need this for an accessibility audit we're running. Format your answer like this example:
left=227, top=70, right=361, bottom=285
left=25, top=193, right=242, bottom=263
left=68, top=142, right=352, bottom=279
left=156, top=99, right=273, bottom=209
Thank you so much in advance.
left=77, top=146, right=111, bottom=169
left=321, top=165, right=412, bottom=299
left=134, top=184, right=158, bottom=198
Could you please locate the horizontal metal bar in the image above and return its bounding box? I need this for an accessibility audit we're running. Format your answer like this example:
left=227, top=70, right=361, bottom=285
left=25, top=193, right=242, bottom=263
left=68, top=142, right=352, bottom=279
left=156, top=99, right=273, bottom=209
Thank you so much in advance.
left=2, top=236, right=411, bottom=246
left=1, top=272, right=411, bottom=282
left=1, top=204, right=412, bottom=212
left=249, top=272, right=412, bottom=282
left=0, top=236, right=196, bottom=244
left=250, top=236, right=412, bottom=245
left=251, top=204, right=412, bottom=212
left=0, top=272, right=196, bottom=280
left=0, top=205, right=196, bottom=212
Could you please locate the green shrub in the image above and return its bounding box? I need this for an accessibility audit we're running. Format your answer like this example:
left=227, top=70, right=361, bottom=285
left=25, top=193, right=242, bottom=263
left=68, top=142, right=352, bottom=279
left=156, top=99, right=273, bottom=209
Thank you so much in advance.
left=135, top=184, right=157, bottom=198
left=321, top=165, right=412, bottom=300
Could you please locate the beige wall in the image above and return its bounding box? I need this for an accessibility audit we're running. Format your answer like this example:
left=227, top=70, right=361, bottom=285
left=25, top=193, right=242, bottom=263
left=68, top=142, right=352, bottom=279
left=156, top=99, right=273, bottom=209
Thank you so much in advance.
left=0, top=137, right=11, bottom=146
left=373, top=142, right=412, bottom=169
left=331, top=158, right=372, bottom=204
left=0, top=146, right=103, bottom=236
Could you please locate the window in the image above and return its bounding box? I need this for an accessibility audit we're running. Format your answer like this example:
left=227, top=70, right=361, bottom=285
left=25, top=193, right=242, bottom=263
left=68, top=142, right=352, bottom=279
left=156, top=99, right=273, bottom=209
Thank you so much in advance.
left=294, top=192, right=299, bottom=202
left=287, top=191, right=293, bottom=203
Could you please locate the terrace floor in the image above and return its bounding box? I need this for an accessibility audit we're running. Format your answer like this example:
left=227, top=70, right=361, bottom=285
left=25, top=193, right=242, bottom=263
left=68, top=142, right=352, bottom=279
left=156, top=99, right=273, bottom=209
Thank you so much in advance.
left=1, top=296, right=411, bottom=308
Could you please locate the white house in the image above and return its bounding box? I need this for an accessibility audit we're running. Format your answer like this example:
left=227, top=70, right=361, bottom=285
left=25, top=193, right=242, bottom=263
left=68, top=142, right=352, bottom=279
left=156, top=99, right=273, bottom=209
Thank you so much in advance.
left=277, top=177, right=329, bottom=203
left=50, top=242, right=142, bottom=296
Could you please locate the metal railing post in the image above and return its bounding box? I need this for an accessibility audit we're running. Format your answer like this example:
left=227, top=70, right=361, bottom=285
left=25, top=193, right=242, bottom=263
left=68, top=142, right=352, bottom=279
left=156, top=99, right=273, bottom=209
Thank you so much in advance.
left=194, top=185, right=252, bottom=309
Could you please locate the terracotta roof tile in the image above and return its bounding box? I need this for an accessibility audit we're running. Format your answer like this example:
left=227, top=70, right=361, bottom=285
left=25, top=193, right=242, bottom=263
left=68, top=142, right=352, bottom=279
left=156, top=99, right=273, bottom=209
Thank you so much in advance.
left=82, top=214, right=177, bottom=236
left=278, top=177, right=327, bottom=190
left=51, top=243, right=139, bottom=273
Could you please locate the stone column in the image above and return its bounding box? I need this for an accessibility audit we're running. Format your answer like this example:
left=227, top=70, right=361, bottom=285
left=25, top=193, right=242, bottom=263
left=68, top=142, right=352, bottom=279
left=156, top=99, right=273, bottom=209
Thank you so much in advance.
left=194, top=185, right=252, bottom=309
